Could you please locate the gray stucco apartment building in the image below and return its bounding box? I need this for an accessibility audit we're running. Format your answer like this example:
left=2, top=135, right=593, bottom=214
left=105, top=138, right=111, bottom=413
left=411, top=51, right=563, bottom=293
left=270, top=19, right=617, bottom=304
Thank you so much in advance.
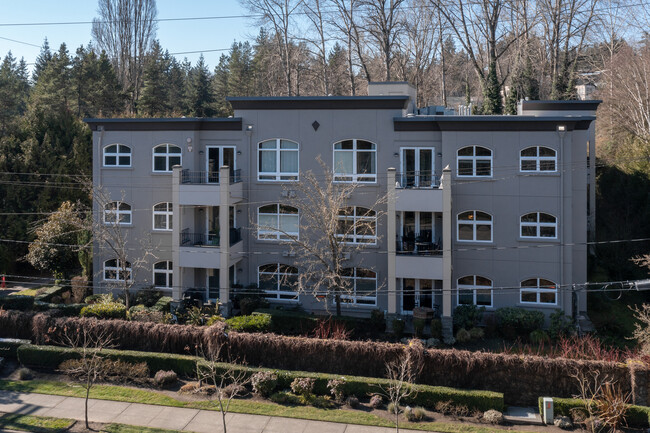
left=86, top=82, right=599, bottom=334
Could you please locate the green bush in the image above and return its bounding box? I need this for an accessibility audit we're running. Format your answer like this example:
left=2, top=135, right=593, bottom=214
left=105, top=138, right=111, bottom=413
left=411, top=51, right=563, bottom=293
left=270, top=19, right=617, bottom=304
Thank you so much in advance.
left=251, top=371, right=278, bottom=397
left=529, top=329, right=550, bottom=344
left=33, top=301, right=85, bottom=316
left=370, top=309, right=386, bottom=333
left=392, top=318, right=405, bottom=337
left=413, top=318, right=426, bottom=337
left=0, top=295, right=34, bottom=311
left=239, top=296, right=269, bottom=316
left=17, top=344, right=199, bottom=377
left=453, top=305, right=484, bottom=330
left=456, top=328, right=471, bottom=343
left=80, top=302, right=127, bottom=319
left=495, top=307, right=544, bottom=338
left=152, top=296, right=172, bottom=312
left=84, top=294, right=103, bottom=304
left=468, top=327, right=484, bottom=340
left=430, top=319, right=442, bottom=339
left=549, top=309, right=575, bottom=339
left=34, top=286, right=68, bottom=303
left=0, top=338, right=30, bottom=359
left=270, top=391, right=301, bottom=405
left=226, top=313, right=272, bottom=333
left=134, top=289, right=164, bottom=308
left=537, top=397, right=650, bottom=429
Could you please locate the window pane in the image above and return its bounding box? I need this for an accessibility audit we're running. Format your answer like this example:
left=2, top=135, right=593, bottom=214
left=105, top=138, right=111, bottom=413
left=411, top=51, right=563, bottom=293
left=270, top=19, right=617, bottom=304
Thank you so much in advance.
left=169, top=156, right=181, bottom=169
left=280, top=150, right=298, bottom=173
left=154, top=261, right=167, bottom=270
left=259, top=204, right=277, bottom=213
left=260, top=150, right=276, bottom=173
left=357, top=140, right=375, bottom=150
left=476, top=211, right=491, bottom=221
left=154, top=146, right=166, bottom=153
left=475, top=276, right=492, bottom=286
left=458, top=161, right=473, bottom=176
left=259, top=273, right=278, bottom=291
left=476, top=289, right=491, bottom=305
left=279, top=214, right=299, bottom=234
left=521, top=291, right=537, bottom=302
left=521, top=160, right=537, bottom=171
left=540, top=292, right=556, bottom=303
left=458, top=147, right=473, bottom=156
left=279, top=205, right=298, bottom=214
left=259, top=264, right=277, bottom=273
left=458, top=290, right=473, bottom=304
left=521, top=279, right=537, bottom=287
left=521, top=225, right=537, bottom=237
left=521, top=213, right=537, bottom=222
left=476, top=161, right=491, bottom=176
left=521, top=147, right=537, bottom=157
left=475, top=147, right=491, bottom=156
left=154, top=157, right=166, bottom=171
left=154, top=215, right=166, bottom=229
left=106, top=145, right=117, bottom=153
left=540, top=226, right=556, bottom=237
left=105, top=156, right=116, bottom=165
left=118, top=156, right=130, bottom=166
left=539, top=213, right=556, bottom=223
left=259, top=214, right=277, bottom=230
left=476, top=224, right=491, bottom=241
left=280, top=140, right=298, bottom=149
left=539, top=147, right=555, bottom=157
left=540, top=160, right=556, bottom=171
left=335, top=140, right=353, bottom=150
left=357, top=151, right=376, bottom=174
left=260, top=141, right=277, bottom=149
left=168, top=145, right=181, bottom=154
left=334, top=152, right=353, bottom=174
left=458, top=224, right=474, bottom=240
left=539, top=279, right=555, bottom=287
left=154, top=273, right=167, bottom=287
left=459, top=211, right=473, bottom=221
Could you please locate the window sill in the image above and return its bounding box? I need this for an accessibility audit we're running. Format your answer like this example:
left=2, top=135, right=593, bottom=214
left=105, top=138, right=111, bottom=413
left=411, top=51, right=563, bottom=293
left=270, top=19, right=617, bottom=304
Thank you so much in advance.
left=517, top=172, right=560, bottom=177
left=454, top=176, right=494, bottom=181
left=517, top=302, right=559, bottom=309
left=517, top=237, right=559, bottom=243
left=151, top=172, right=173, bottom=175
left=151, top=229, right=173, bottom=233
left=102, top=167, right=133, bottom=170
left=455, top=240, right=494, bottom=245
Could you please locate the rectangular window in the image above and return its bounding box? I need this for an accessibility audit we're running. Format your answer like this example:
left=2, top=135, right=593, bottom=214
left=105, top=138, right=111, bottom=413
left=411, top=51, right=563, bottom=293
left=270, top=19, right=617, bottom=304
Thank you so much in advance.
left=333, top=140, right=377, bottom=182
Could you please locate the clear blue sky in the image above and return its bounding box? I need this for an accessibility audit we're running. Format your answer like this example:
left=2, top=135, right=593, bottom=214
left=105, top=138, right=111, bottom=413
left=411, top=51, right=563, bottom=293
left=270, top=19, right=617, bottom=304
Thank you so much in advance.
left=0, top=0, right=255, bottom=73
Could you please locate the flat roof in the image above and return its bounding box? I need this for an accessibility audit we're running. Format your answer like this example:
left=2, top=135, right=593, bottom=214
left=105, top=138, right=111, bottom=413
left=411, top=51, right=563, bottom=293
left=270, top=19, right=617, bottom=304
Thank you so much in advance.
left=394, top=115, right=596, bottom=131
left=84, top=117, right=242, bottom=131
left=520, top=100, right=602, bottom=111
left=227, top=96, right=410, bottom=110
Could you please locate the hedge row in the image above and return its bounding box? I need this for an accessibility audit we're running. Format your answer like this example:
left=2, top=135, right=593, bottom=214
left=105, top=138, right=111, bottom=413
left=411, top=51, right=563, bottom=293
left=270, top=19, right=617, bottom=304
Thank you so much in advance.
left=17, top=344, right=503, bottom=412
left=538, top=396, right=650, bottom=428
left=255, top=308, right=383, bottom=336
left=0, top=296, right=34, bottom=311
left=34, top=286, right=69, bottom=303
left=0, top=338, right=31, bottom=359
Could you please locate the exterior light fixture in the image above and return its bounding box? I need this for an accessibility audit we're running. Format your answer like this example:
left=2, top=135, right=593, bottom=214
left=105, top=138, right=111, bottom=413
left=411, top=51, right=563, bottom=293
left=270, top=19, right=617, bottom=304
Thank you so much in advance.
left=186, top=137, right=193, bottom=153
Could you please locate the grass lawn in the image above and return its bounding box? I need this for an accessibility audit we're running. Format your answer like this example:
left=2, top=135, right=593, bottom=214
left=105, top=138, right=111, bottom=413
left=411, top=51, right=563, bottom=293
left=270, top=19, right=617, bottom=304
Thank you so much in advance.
left=0, top=380, right=528, bottom=433
left=103, top=424, right=182, bottom=433
left=9, top=288, right=42, bottom=297
left=0, top=413, right=74, bottom=432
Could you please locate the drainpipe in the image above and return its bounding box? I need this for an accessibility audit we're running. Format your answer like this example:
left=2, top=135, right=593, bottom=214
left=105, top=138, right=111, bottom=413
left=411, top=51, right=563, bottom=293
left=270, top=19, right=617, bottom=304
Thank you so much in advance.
left=441, top=165, right=453, bottom=341
left=557, top=125, right=567, bottom=316
left=219, top=165, right=231, bottom=317
left=387, top=168, right=397, bottom=317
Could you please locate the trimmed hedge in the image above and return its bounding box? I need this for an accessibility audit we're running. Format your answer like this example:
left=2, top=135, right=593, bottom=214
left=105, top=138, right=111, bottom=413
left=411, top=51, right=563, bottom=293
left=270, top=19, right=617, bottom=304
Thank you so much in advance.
left=33, top=301, right=85, bottom=316
left=0, top=338, right=31, bottom=359
left=537, top=397, right=650, bottom=428
left=255, top=308, right=383, bottom=336
left=34, top=286, right=69, bottom=303
left=0, top=296, right=34, bottom=311
left=17, top=343, right=503, bottom=412
left=80, top=302, right=127, bottom=319
left=17, top=344, right=199, bottom=377
left=226, top=313, right=272, bottom=332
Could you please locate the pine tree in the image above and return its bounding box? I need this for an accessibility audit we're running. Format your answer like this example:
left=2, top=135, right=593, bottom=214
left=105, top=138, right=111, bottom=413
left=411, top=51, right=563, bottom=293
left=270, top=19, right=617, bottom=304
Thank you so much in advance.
left=213, top=53, right=231, bottom=117
left=32, top=38, right=52, bottom=84
left=0, top=52, right=30, bottom=135
left=167, top=57, right=188, bottom=115
left=186, top=55, right=215, bottom=117
left=30, top=43, right=73, bottom=114
left=481, top=61, right=502, bottom=114
left=138, top=41, right=170, bottom=116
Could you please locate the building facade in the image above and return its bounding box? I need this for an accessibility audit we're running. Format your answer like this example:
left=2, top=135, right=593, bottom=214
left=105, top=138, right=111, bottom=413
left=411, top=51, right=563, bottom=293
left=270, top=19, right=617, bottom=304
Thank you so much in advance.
left=86, top=83, right=599, bottom=334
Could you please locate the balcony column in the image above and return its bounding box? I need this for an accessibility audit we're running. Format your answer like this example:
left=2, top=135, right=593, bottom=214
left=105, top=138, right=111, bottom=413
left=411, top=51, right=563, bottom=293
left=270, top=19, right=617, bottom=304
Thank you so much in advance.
left=441, top=165, right=453, bottom=341
left=171, top=165, right=183, bottom=304
left=387, top=168, right=397, bottom=315
left=219, top=165, right=231, bottom=316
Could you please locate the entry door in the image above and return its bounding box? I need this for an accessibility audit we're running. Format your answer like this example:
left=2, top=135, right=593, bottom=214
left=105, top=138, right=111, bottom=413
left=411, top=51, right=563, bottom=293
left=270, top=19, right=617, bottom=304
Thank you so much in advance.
left=401, top=279, right=434, bottom=314
left=401, top=148, right=434, bottom=187
left=206, top=146, right=236, bottom=183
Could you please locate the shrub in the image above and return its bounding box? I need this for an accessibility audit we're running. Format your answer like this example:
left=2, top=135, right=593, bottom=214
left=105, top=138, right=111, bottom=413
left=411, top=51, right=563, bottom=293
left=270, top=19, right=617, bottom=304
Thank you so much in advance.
left=34, top=286, right=69, bottom=303
left=430, top=319, right=442, bottom=339
left=131, top=309, right=172, bottom=324
left=179, top=382, right=200, bottom=394
left=134, top=289, right=164, bottom=308
left=413, top=318, right=426, bottom=337
left=310, top=395, right=335, bottom=408
left=387, top=402, right=399, bottom=414
left=154, top=370, right=178, bottom=388
left=370, top=394, right=383, bottom=408
left=84, top=294, right=103, bottom=304
left=291, top=377, right=316, bottom=396
left=346, top=395, right=359, bottom=408
left=226, top=313, right=272, bottom=333
left=239, top=296, right=269, bottom=316
left=495, top=307, right=544, bottom=338
left=205, top=315, right=224, bottom=326
left=530, top=329, right=550, bottom=344
left=435, top=400, right=470, bottom=417
left=392, top=319, right=405, bottom=337
left=549, top=309, right=575, bottom=339
left=405, top=406, right=426, bottom=422
left=453, top=305, right=484, bottom=330
left=222, top=383, right=247, bottom=398
left=270, top=391, right=301, bottom=405
left=327, top=378, right=346, bottom=402
left=455, top=328, right=471, bottom=343
left=0, top=338, right=30, bottom=359
left=60, top=358, right=149, bottom=383
left=80, top=302, right=126, bottom=319
left=468, top=327, right=484, bottom=340
left=370, top=310, right=386, bottom=333
left=70, top=277, right=89, bottom=303
left=251, top=371, right=277, bottom=397
left=152, top=296, right=172, bottom=312
left=16, top=367, right=33, bottom=380
left=184, top=306, right=207, bottom=326
left=0, top=296, right=34, bottom=311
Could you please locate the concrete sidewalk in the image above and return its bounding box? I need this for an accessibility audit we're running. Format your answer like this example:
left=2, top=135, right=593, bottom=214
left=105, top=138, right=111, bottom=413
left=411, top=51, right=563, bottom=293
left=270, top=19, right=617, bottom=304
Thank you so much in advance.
left=0, top=391, right=425, bottom=433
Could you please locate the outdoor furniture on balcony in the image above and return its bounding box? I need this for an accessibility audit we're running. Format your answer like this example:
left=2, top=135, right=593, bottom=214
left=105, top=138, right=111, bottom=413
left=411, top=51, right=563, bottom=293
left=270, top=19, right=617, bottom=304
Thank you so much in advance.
left=180, top=227, right=242, bottom=247
left=397, top=232, right=441, bottom=256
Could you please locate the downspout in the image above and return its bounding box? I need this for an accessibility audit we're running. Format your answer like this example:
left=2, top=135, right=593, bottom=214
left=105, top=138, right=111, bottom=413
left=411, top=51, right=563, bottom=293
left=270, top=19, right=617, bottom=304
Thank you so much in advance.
left=557, top=125, right=567, bottom=315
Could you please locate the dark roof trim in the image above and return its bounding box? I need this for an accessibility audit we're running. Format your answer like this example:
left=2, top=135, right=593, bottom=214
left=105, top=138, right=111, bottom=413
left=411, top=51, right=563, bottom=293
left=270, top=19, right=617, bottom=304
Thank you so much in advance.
left=520, top=100, right=602, bottom=112
left=227, top=96, right=410, bottom=110
left=84, top=118, right=242, bottom=131
left=394, top=116, right=596, bottom=132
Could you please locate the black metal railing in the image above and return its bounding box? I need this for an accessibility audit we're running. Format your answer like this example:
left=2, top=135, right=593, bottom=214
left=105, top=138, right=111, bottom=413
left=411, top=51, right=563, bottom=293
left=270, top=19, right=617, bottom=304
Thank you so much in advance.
left=180, top=227, right=242, bottom=247
left=396, top=232, right=442, bottom=255
left=396, top=171, right=440, bottom=189
left=180, top=168, right=242, bottom=184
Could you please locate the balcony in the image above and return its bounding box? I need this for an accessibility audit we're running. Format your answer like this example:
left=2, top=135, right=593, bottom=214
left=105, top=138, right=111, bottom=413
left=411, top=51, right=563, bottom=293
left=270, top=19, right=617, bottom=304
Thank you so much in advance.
left=178, top=228, right=244, bottom=268
left=395, top=172, right=443, bottom=212
left=178, top=169, right=244, bottom=206
left=395, top=232, right=443, bottom=280
left=396, top=233, right=442, bottom=256
left=180, top=227, right=242, bottom=248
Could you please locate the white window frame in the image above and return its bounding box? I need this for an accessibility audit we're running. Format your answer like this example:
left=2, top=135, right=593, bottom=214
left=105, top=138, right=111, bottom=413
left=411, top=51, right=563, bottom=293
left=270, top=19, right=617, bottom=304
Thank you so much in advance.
left=520, top=212, right=557, bottom=239
left=457, top=145, right=492, bottom=177
left=399, top=147, right=436, bottom=188
left=103, top=258, right=131, bottom=282
left=257, top=139, right=299, bottom=181
left=152, top=144, right=182, bottom=173
left=153, top=260, right=173, bottom=289
left=520, top=278, right=557, bottom=305
left=258, top=263, right=299, bottom=301
left=333, top=139, right=377, bottom=183
left=104, top=201, right=132, bottom=225
left=457, top=210, right=492, bottom=242
left=337, top=206, right=377, bottom=244
left=257, top=204, right=299, bottom=240
left=520, top=146, right=557, bottom=172
left=457, top=275, right=493, bottom=308
left=340, top=268, right=377, bottom=306
left=103, top=144, right=131, bottom=167
left=152, top=202, right=173, bottom=231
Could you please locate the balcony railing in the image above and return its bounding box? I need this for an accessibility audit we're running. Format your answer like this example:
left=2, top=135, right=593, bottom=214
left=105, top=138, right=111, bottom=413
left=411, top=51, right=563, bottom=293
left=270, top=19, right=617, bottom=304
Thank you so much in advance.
left=397, top=232, right=442, bottom=256
left=180, top=169, right=242, bottom=185
left=180, top=227, right=242, bottom=247
left=396, top=171, right=440, bottom=189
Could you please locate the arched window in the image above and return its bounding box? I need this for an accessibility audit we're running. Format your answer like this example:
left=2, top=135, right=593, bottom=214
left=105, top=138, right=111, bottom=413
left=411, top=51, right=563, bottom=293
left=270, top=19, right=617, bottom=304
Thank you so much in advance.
left=337, top=206, right=377, bottom=244
left=153, top=261, right=173, bottom=289
left=520, top=212, right=557, bottom=239
left=340, top=268, right=377, bottom=305
left=153, top=144, right=182, bottom=172
left=103, top=144, right=131, bottom=167
left=104, top=201, right=132, bottom=225
left=333, top=139, right=377, bottom=182
left=258, top=139, right=299, bottom=181
left=258, top=263, right=299, bottom=300
left=520, top=146, right=556, bottom=172
left=152, top=202, right=173, bottom=231
left=520, top=278, right=557, bottom=305
left=457, top=146, right=492, bottom=177
left=457, top=275, right=492, bottom=307
left=257, top=204, right=299, bottom=240
left=104, top=259, right=131, bottom=281
left=457, top=211, right=492, bottom=242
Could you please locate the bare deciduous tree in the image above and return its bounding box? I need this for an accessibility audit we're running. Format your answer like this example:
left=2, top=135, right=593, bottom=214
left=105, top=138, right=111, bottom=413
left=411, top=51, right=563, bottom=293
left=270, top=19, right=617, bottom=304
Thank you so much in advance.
left=328, top=0, right=372, bottom=88
left=381, top=354, right=417, bottom=432
left=92, top=0, right=157, bottom=112
left=360, top=0, right=406, bottom=81
left=302, top=0, right=331, bottom=94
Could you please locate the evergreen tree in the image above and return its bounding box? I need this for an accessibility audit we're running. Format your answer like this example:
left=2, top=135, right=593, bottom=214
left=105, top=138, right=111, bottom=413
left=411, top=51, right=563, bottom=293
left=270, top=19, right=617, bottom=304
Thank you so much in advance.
left=328, top=43, right=349, bottom=96
left=213, top=53, right=231, bottom=117
left=138, top=41, right=170, bottom=116
left=504, top=87, right=518, bottom=115
left=30, top=43, right=73, bottom=114
left=186, top=55, right=215, bottom=117
left=481, top=61, right=502, bottom=114
left=0, top=51, right=30, bottom=134
left=167, top=57, right=188, bottom=115
left=32, top=38, right=52, bottom=84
